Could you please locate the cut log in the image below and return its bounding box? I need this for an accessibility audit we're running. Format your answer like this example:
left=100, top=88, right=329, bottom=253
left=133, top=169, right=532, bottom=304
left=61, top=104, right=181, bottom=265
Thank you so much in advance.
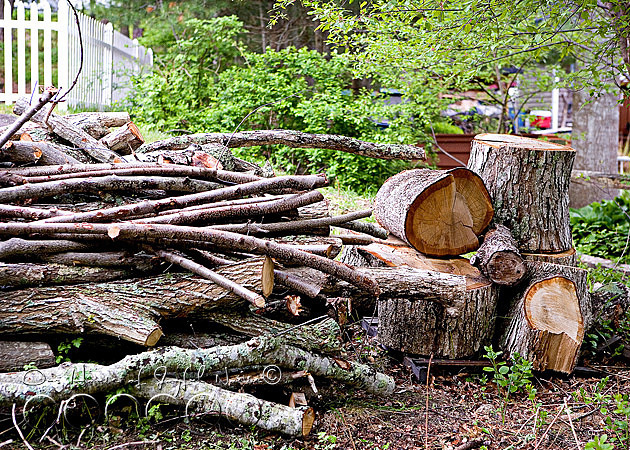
left=470, top=224, right=526, bottom=286
left=373, top=168, right=493, bottom=256
left=13, top=97, right=127, bottom=163
left=341, top=237, right=498, bottom=358
left=572, top=170, right=630, bottom=191
left=0, top=262, right=139, bottom=288
left=578, top=253, right=630, bottom=275
left=0, top=141, right=80, bottom=165
left=0, top=238, right=90, bottom=259
left=521, top=248, right=578, bottom=266
left=99, top=122, right=144, bottom=154
left=0, top=88, right=56, bottom=149
left=0, top=341, right=55, bottom=372
left=137, top=129, right=426, bottom=161
left=64, top=111, right=130, bottom=139
left=0, top=260, right=269, bottom=345
left=130, top=378, right=315, bottom=437
left=468, top=134, right=575, bottom=252
left=500, top=261, right=590, bottom=373
left=0, top=335, right=395, bottom=406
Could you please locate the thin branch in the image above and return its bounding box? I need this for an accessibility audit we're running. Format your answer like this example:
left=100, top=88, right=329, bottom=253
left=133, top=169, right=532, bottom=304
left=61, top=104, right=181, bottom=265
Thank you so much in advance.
left=0, top=87, right=57, bottom=148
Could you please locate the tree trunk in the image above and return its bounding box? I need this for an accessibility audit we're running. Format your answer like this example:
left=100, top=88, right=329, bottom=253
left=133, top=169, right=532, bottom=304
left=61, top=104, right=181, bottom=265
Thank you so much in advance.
left=500, top=261, right=591, bottom=373
left=0, top=341, right=55, bottom=372
left=340, top=238, right=499, bottom=358
left=569, top=89, right=620, bottom=208
left=373, top=168, right=493, bottom=256
left=470, top=224, right=526, bottom=286
left=0, top=335, right=395, bottom=405
left=468, top=133, right=575, bottom=252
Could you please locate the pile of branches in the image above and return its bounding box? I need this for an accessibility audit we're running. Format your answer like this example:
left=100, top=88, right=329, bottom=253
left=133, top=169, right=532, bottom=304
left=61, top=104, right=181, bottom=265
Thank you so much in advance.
left=0, top=90, right=425, bottom=438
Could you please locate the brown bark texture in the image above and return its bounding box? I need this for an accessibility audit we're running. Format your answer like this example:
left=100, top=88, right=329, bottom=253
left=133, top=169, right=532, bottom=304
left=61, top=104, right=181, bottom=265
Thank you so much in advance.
left=500, top=261, right=591, bottom=373
left=468, top=133, right=575, bottom=252
left=470, top=224, right=527, bottom=286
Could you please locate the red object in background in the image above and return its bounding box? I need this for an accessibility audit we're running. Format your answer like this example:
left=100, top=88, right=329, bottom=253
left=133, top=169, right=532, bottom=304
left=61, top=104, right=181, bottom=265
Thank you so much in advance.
left=531, top=116, right=551, bottom=128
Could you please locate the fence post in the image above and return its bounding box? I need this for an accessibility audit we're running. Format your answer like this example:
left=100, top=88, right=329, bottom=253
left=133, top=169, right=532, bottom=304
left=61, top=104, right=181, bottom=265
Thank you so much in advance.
left=104, top=21, right=113, bottom=107
left=30, top=1, right=40, bottom=94
left=56, top=0, right=69, bottom=111
left=3, top=0, right=13, bottom=105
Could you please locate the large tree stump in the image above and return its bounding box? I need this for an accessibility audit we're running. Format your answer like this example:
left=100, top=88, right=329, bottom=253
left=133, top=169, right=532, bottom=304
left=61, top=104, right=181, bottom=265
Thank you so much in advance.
left=500, top=261, right=591, bottom=373
left=468, top=134, right=575, bottom=252
left=373, top=168, right=493, bottom=256
left=342, top=238, right=499, bottom=358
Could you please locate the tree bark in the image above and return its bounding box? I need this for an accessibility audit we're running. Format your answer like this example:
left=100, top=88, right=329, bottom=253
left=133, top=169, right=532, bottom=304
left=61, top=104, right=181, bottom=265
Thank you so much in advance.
left=0, top=222, right=379, bottom=295
left=0, top=141, right=80, bottom=165
left=470, top=224, right=526, bottom=286
left=569, top=89, right=620, bottom=207
left=38, top=174, right=327, bottom=223
left=134, top=191, right=324, bottom=225
left=339, top=238, right=499, bottom=358
left=0, top=262, right=139, bottom=288
left=137, top=129, right=426, bottom=161
left=130, top=378, right=315, bottom=437
left=0, top=175, right=223, bottom=203
left=0, top=341, right=55, bottom=372
left=374, top=168, right=493, bottom=256
left=8, top=163, right=260, bottom=185
left=0, top=335, right=395, bottom=405
left=578, top=253, right=630, bottom=275
left=13, top=97, right=127, bottom=163
left=0, top=259, right=269, bottom=345
left=468, top=133, right=575, bottom=252
left=100, top=122, right=145, bottom=154
left=500, top=261, right=591, bottom=373
left=64, top=111, right=130, bottom=139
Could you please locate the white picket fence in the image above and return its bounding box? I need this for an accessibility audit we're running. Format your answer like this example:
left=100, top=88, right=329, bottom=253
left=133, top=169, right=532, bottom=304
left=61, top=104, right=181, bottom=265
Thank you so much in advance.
left=0, top=0, right=152, bottom=110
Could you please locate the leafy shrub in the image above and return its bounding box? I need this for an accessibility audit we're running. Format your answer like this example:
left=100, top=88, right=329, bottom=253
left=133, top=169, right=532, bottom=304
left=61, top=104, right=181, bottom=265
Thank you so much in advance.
left=126, top=18, right=449, bottom=192
left=570, top=191, right=630, bottom=264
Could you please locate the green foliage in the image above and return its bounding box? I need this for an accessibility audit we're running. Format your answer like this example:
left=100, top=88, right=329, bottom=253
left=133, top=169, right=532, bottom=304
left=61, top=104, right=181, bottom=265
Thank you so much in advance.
left=127, top=18, right=447, bottom=191
left=570, top=192, right=630, bottom=264
left=482, top=345, right=534, bottom=422
left=273, top=0, right=628, bottom=98
left=56, top=337, right=83, bottom=364
left=577, top=377, right=630, bottom=449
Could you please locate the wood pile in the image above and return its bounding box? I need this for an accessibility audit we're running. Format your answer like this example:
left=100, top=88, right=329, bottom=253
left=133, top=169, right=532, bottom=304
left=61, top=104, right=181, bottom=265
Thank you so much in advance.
left=353, top=133, right=618, bottom=374
left=0, top=92, right=435, bottom=437
left=0, top=90, right=624, bottom=439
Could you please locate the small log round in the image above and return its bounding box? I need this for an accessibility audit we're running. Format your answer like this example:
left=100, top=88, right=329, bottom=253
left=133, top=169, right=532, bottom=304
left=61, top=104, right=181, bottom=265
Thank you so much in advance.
left=373, top=168, right=493, bottom=256
left=468, top=134, right=576, bottom=252
left=470, top=224, right=526, bottom=286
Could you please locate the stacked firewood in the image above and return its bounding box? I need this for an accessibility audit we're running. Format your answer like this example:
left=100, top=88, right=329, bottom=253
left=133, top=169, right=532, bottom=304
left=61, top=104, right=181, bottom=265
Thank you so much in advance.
left=351, top=133, right=626, bottom=375
left=0, top=91, right=432, bottom=437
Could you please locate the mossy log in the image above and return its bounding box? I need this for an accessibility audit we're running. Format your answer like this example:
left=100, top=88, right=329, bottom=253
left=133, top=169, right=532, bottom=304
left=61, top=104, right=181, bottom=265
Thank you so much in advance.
left=0, top=334, right=395, bottom=406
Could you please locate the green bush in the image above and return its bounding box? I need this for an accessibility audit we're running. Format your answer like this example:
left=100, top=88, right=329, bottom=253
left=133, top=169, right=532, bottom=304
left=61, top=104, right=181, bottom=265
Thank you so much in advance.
left=126, top=17, right=448, bottom=192
left=570, top=191, right=630, bottom=264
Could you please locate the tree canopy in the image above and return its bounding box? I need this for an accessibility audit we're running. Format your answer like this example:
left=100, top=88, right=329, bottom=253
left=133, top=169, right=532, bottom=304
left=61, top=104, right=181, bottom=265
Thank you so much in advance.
left=272, top=0, right=629, bottom=97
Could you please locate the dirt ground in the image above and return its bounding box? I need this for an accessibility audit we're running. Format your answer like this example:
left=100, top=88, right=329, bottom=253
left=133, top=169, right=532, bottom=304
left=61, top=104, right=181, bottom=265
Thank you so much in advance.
left=1, top=322, right=627, bottom=450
